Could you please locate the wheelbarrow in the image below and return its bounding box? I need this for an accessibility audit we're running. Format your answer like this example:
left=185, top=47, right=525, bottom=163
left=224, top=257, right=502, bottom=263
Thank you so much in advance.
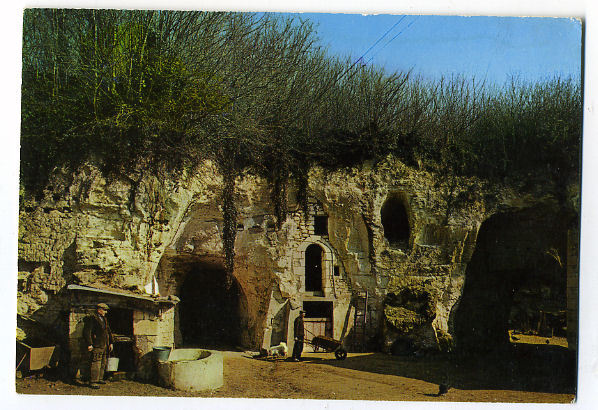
left=307, top=335, right=347, bottom=360
left=16, top=339, right=58, bottom=373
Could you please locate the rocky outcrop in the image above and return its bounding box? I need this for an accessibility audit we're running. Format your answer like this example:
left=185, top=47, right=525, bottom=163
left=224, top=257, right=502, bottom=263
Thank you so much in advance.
left=18, top=156, right=576, bottom=351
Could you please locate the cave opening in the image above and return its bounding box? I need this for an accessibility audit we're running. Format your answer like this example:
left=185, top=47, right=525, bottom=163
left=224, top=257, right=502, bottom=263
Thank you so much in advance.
left=381, top=195, right=410, bottom=249
left=314, top=215, right=328, bottom=236
left=178, top=264, right=245, bottom=349
left=453, top=210, right=568, bottom=353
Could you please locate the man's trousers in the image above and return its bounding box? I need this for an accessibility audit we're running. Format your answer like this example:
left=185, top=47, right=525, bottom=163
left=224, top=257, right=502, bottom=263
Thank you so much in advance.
left=89, top=347, right=107, bottom=383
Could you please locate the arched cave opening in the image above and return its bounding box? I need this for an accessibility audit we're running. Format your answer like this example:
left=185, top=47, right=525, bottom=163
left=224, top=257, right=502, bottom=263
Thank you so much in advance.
left=453, top=210, right=568, bottom=353
left=381, top=195, right=410, bottom=248
left=305, top=244, right=323, bottom=292
left=178, top=265, right=245, bottom=348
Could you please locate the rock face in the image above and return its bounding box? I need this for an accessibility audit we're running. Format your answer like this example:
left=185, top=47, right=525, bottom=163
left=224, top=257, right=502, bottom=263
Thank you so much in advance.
left=18, top=157, right=578, bottom=360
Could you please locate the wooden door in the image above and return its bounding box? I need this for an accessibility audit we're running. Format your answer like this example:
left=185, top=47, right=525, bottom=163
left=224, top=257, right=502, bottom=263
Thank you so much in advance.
left=304, top=318, right=333, bottom=352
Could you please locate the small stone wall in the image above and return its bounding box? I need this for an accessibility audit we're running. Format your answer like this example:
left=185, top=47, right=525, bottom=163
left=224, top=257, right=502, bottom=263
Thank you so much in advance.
left=68, top=288, right=176, bottom=380
left=133, top=307, right=176, bottom=378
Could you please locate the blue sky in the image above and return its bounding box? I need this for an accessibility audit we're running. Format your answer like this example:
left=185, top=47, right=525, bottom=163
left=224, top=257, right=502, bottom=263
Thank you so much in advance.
left=1, top=2, right=597, bottom=408
left=283, top=13, right=582, bottom=86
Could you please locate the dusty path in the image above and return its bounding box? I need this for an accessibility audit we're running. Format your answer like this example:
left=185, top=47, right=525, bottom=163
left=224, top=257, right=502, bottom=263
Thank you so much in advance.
left=15, top=339, right=576, bottom=403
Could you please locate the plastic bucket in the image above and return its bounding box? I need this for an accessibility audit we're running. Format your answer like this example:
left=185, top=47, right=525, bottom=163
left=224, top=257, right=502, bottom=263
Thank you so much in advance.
left=107, top=357, right=119, bottom=372
left=153, top=346, right=172, bottom=362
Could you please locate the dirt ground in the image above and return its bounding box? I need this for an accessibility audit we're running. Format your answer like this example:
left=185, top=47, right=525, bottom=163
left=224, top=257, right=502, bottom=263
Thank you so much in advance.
left=15, top=336, right=576, bottom=403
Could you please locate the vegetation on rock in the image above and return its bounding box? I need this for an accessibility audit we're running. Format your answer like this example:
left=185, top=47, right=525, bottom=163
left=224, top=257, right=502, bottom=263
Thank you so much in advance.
left=384, top=284, right=437, bottom=335
left=384, top=306, right=427, bottom=334
left=21, top=10, right=582, bottom=190
left=21, top=9, right=582, bottom=276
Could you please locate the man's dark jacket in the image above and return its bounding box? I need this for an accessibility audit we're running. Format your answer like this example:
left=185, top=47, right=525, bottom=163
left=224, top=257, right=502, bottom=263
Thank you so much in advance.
left=294, top=315, right=305, bottom=340
left=83, top=312, right=113, bottom=348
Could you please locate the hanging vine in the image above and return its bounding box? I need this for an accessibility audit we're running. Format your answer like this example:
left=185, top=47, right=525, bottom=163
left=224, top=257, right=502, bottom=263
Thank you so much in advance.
left=270, top=164, right=289, bottom=230
left=295, top=165, right=310, bottom=218
left=221, top=165, right=238, bottom=288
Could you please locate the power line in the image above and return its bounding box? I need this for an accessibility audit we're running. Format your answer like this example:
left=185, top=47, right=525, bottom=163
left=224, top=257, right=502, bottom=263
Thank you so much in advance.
left=357, top=16, right=407, bottom=65
left=308, top=16, right=411, bottom=110
left=365, top=16, right=419, bottom=65
left=333, top=16, right=407, bottom=84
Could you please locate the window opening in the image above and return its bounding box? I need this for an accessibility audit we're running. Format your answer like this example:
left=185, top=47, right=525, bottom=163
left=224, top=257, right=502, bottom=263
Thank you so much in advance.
left=314, top=215, right=328, bottom=236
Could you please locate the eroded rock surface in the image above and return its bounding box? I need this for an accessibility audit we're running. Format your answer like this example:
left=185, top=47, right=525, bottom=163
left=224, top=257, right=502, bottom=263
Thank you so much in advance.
left=18, top=157, right=576, bottom=351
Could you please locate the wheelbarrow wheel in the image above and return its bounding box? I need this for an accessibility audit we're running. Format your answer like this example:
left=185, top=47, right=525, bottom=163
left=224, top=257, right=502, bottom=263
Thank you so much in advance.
left=335, top=348, right=347, bottom=360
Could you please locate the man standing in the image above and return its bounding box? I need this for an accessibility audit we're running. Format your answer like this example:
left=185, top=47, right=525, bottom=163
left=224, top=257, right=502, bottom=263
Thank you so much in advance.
left=83, top=302, right=113, bottom=389
left=292, top=310, right=305, bottom=362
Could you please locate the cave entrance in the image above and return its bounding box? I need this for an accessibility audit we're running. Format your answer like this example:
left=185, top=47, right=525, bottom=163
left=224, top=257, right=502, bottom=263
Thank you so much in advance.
left=178, top=265, right=244, bottom=349
left=305, top=244, right=323, bottom=292
left=453, top=210, right=568, bottom=353
left=381, top=195, right=410, bottom=249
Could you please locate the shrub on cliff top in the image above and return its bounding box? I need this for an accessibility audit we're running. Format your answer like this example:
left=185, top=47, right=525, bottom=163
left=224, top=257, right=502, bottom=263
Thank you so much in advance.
left=22, top=10, right=581, bottom=197
left=21, top=10, right=581, bottom=277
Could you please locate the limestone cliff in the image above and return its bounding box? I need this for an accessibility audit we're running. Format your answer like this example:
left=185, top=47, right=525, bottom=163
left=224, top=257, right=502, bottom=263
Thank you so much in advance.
left=17, top=156, right=576, bottom=351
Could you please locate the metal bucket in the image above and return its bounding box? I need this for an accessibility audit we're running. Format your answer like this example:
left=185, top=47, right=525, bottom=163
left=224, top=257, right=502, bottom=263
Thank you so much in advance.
left=107, top=357, right=119, bottom=372
left=153, top=346, right=171, bottom=362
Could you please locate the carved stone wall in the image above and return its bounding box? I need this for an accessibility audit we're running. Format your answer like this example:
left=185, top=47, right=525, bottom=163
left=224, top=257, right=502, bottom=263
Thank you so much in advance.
left=18, top=157, right=578, bottom=356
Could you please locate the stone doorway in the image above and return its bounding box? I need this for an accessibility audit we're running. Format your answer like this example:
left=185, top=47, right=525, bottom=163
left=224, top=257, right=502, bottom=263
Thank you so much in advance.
left=105, top=307, right=135, bottom=373
left=303, top=301, right=333, bottom=352
left=178, top=265, right=245, bottom=349
left=305, top=244, right=323, bottom=292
